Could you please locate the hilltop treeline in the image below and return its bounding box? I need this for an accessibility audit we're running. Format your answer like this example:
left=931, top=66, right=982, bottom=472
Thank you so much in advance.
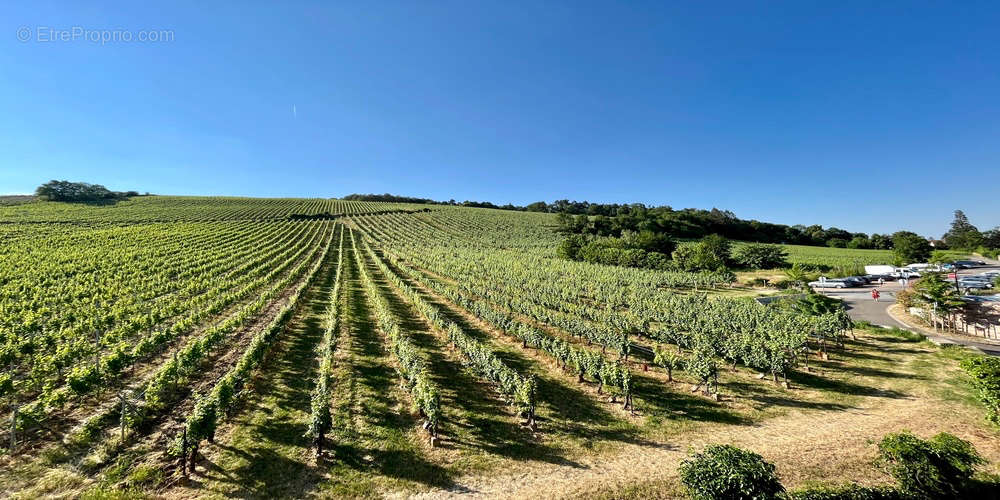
left=553, top=207, right=894, bottom=249
left=343, top=193, right=529, bottom=210
left=35, top=180, right=141, bottom=203
left=344, top=193, right=890, bottom=249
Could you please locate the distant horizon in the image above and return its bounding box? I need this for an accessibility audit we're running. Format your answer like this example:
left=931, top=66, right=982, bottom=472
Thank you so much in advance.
left=5, top=181, right=986, bottom=240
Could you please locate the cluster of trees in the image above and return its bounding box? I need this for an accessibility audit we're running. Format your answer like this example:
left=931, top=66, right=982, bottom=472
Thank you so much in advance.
left=552, top=206, right=894, bottom=249
left=558, top=231, right=788, bottom=272
left=343, top=193, right=533, bottom=211
left=557, top=231, right=676, bottom=270
left=679, top=431, right=986, bottom=499
left=345, top=194, right=887, bottom=248
left=893, top=211, right=1000, bottom=262
left=35, top=180, right=140, bottom=202
left=349, top=193, right=1000, bottom=261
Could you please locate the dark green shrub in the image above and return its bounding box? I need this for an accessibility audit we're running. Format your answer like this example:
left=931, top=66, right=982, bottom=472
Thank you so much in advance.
left=678, top=444, right=784, bottom=500
left=670, top=235, right=733, bottom=272
left=733, top=243, right=789, bottom=269
left=795, top=292, right=844, bottom=316
left=556, top=234, right=588, bottom=260
left=877, top=431, right=983, bottom=498
left=961, top=356, right=1000, bottom=425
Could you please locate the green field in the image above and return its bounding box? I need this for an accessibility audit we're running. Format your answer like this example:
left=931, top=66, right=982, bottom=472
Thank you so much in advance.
left=0, top=198, right=996, bottom=498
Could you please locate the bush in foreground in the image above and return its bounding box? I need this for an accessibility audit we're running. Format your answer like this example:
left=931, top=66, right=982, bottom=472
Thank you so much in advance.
left=679, top=444, right=784, bottom=500
left=960, top=356, right=1000, bottom=426
left=877, top=431, right=983, bottom=498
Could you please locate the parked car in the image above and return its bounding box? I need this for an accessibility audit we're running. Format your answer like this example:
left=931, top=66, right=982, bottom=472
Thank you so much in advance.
left=864, top=274, right=895, bottom=282
left=843, top=276, right=869, bottom=286
left=892, top=270, right=921, bottom=279
left=959, top=277, right=993, bottom=285
left=808, top=279, right=853, bottom=289
left=959, top=276, right=993, bottom=284
left=960, top=281, right=993, bottom=291
left=954, top=260, right=982, bottom=268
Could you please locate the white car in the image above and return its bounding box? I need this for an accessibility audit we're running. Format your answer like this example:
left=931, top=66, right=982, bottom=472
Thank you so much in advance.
left=808, top=279, right=849, bottom=289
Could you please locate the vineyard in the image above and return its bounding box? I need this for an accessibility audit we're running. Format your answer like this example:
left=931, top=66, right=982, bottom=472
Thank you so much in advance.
left=1, top=198, right=997, bottom=498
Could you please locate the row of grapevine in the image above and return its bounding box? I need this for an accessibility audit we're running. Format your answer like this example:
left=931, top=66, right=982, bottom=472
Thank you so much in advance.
left=374, top=245, right=633, bottom=409
left=358, top=234, right=537, bottom=427
left=357, top=213, right=850, bottom=390
left=350, top=229, right=442, bottom=440
left=306, top=224, right=347, bottom=455
left=0, top=197, right=438, bottom=223
left=180, top=224, right=336, bottom=461
left=12, top=222, right=334, bottom=430
left=50, top=223, right=334, bottom=448
left=2, top=221, right=315, bottom=405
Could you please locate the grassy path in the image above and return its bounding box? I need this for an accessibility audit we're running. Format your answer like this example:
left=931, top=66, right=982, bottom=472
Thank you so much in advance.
left=315, top=234, right=450, bottom=497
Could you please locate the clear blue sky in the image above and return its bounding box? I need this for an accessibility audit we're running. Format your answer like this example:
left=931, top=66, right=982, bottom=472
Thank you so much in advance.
left=2, top=1, right=998, bottom=236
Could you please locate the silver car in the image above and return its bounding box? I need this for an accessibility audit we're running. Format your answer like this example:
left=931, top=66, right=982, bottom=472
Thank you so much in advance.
left=809, top=279, right=850, bottom=289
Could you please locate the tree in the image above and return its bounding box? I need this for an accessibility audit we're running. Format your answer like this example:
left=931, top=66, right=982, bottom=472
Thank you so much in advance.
left=35, top=180, right=132, bottom=202
left=732, top=243, right=788, bottom=269
left=634, top=230, right=676, bottom=255
left=982, top=227, right=1000, bottom=249
left=679, top=444, right=785, bottom=500
left=870, top=233, right=893, bottom=250
left=556, top=235, right=588, bottom=260
left=847, top=236, right=871, bottom=249
left=892, top=232, right=932, bottom=263
left=700, top=234, right=732, bottom=265
left=911, top=273, right=966, bottom=331
left=672, top=236, right=730, bottom=272
left=928, top=250, right=954, bottom=265
left=525, top=201, right=548, bottom=212
left=554, top=212, right=575, bottom=233
left=826, top=238, right=848, bottom=248
left=877, top=431, right=983, bottom=498
left=783, top=263, right=811, bottom=288
left=942, top=210, right=983, bottom=251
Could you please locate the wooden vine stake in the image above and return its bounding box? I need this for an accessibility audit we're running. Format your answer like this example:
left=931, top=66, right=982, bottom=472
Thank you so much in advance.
left=9, top=405, right=17, bottom=454
left=181, top=428, right=188, bottom=477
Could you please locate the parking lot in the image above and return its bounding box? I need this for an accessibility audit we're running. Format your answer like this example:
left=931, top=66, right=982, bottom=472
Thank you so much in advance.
left=815, top=261, right=1000, bottom=296
left=816, top=260, right=1000, bottom=355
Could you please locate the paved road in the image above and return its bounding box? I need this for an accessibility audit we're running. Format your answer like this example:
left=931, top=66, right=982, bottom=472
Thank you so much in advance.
left=818, top=262, right=1000, bottom=356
